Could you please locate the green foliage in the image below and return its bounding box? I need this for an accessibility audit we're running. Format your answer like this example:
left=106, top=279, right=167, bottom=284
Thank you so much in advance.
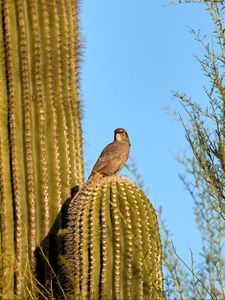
left=160, top=1, right=225, bottom=299
left=0, top=1, right=83, bottom=298
left=64, top=176, right=164, bottom=300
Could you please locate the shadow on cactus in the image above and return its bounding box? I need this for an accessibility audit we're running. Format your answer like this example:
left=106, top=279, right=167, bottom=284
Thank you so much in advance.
left=34, top=185, right=79, bottom=298
left=63, top=175, right=164, bottom=300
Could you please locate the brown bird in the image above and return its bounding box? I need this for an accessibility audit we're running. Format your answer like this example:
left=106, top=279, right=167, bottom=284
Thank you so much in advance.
left=87, top=128, right=131, bottom=182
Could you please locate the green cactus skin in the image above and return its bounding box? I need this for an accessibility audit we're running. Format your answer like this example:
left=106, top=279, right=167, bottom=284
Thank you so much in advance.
left=0, top=0, right=83, bottom=298
left=65, top=176, right=164, bottom=300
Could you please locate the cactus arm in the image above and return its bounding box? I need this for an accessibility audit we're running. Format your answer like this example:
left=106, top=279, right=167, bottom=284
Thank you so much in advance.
left=65, top=176, right=165, bottom=300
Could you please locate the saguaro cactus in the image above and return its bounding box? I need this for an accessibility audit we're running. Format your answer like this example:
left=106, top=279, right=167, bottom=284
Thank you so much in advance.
left=0, top=1, right=83, bottom=298
left=0, top=1, right=164, bottom=299
left=65, top=176, right=164, bottom=300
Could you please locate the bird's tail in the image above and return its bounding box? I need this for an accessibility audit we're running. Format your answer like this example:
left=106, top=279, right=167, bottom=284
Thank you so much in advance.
left=86, top=171, right=103, bottom=185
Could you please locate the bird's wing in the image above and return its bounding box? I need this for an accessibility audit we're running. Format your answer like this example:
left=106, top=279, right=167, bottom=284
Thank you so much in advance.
left=91, top=142, right=125, bottom=173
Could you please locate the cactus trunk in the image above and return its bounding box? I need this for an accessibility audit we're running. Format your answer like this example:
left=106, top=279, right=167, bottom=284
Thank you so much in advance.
left=0, top=0, right=83, bottom=298
left=65, top=176, right=164, bottom=300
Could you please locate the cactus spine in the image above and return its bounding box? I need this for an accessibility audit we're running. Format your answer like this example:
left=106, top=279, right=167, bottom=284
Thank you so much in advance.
left=0, top=0, right=83, bottom=298
left=65, top=176, right=164, bottom=300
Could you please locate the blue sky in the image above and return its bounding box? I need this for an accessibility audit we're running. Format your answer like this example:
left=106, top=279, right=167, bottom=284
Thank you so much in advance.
left=80, top=1, right=212, bottom=261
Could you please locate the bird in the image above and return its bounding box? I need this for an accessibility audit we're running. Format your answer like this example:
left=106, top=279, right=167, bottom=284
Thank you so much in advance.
left=87, top=128, right=131, bottom=182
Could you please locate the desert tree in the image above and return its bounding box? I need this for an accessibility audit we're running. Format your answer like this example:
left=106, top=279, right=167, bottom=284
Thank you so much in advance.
left=160, top=1, right=225, bottom=299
